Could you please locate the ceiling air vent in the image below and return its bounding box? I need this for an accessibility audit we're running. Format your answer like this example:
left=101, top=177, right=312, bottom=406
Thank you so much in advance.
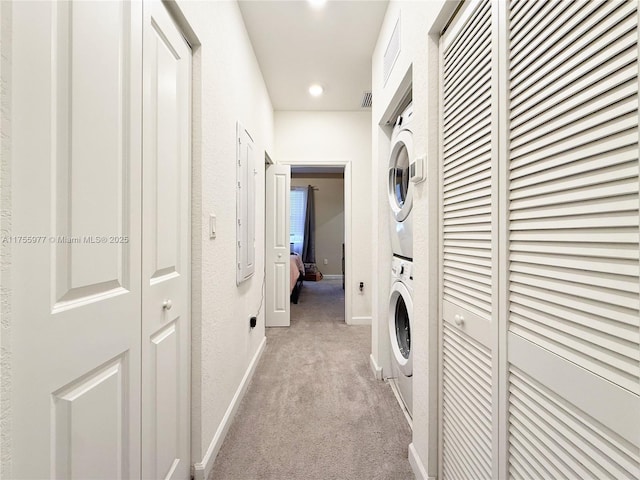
left=360, top=91, right=372, bottom=108
left=383, top=16, right=401, bottom=86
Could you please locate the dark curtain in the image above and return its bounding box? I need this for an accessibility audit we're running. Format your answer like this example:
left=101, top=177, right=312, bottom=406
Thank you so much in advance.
left=302, top=185, right=316, bottom=264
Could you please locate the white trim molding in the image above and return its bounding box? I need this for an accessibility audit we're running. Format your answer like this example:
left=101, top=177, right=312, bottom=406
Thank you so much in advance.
left=369, top=353, right=383, bottom=380
left=277, top=159, right=353, bottom=330
left=321, top=274, right=342, bottom=280
left=409, top=443, right=434, bottom=480
left=192, top=336, right=266, bottom=480
left=349, top=316, right=371, bottom=326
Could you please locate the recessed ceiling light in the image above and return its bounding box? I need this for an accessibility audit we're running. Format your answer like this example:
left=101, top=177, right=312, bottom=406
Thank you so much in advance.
left=309, top=84, right=324, bottom=97
left=308, top=0, right=327, bottom=8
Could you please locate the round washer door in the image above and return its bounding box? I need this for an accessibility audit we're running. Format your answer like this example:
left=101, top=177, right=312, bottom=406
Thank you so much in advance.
left=388, top=129, right=414, bottom=222
left=388, top=280, right=413, bottom=377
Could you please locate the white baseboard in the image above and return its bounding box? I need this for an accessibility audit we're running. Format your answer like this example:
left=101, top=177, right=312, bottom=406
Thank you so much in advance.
left=389, top=378, right=412, bottom=429
left=369, top=353, right=383, bottom=380
left=321, top=274, right=343, bottom=280
left=192, top=336, right=266, bottom=480
left=409, top=443, right=434, bottom=480
left=349, top=316, right=371, bottom=325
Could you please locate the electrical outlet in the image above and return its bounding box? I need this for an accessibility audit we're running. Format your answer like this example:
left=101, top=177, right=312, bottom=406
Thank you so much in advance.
left=323, top=258, right=328, bottom=265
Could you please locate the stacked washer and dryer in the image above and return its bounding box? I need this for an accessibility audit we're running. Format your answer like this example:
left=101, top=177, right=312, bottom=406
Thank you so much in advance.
left=387, top=103, right=415, bottom=418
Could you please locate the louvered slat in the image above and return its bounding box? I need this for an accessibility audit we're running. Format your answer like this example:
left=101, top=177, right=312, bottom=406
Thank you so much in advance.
left=507, top=0, right=640, bottom=396
left=509, top=367, right=640, bottom=478
left=442, top=0, right=493, bottom=322
left=444, top=1, right=491, bottom=77
left=510, top=1, right=635, bottom=101
left=510, top=0, right=585, bottom=65
left=441, top=2, right=496, bottom=478
left=442, top=324, right=493, bottom=480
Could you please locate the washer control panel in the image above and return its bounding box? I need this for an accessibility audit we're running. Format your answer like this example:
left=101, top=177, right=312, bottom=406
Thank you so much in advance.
left=391, top=256, right=413, bottom=286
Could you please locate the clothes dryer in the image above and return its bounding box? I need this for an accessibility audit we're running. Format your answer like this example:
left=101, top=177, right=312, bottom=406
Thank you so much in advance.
left=388, top=103, right=414, bottom=259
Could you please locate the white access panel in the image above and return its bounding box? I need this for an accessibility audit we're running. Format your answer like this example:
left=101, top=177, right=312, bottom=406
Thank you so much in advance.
left=237, top=123, right=256, bottom=284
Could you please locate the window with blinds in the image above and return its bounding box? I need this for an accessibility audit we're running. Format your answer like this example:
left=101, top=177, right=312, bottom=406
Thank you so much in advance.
left=290, top=187, right=307, bottom=255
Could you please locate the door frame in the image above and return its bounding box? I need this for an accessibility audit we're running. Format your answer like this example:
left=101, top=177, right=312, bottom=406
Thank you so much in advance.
left=276, top=159, right=353, bottom=325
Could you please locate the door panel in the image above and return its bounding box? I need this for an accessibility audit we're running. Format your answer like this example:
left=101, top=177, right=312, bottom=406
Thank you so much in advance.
left=151, top=19, right=182, bottom=279
left=150, top=320, right=181, bottom=477
left=506, top=0, right=640, bottom=474
left=266, top=164, right=291, bottom=327
left=142, top=1, right=191, bottom=478
left=11, top=1, right=143, bottom=477
left=53, top=355, right=129, bottom=479
left=54, top=0, right=134, bottom=306
left=439, top=0, right=498, bottom=478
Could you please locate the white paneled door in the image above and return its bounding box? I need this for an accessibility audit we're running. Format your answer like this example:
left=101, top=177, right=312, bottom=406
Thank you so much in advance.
left=11, top=1, right=143, bottom=477
left=142, top=1, right=191, bottom=479
left=10, top=0, right=191, bottom=478
left=265, top=164, right=291, bottom=327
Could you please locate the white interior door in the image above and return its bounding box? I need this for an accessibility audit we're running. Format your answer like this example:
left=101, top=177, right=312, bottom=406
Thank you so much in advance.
left=439, top=0, right=499, bottom=478
left=11, top=1, right=143, bottom=477
left=505, top=0, right=640, bottom=476
left=141, top=1, right=191, bottom=478
left=265, top=164, right=291, bottom=327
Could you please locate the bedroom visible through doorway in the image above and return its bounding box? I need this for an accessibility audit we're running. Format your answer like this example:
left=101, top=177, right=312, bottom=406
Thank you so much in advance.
left=289, top=166, right=345, bottom=321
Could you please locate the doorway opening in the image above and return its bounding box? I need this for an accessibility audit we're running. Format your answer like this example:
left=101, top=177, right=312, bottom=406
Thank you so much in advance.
left=289, top=164, right=347, bottom=323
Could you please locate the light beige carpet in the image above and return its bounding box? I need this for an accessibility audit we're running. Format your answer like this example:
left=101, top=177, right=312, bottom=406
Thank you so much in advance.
left=208, top=278, right=414, bottom=480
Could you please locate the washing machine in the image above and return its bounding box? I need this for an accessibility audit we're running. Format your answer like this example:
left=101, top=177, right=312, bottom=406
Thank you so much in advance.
left=388, top=102, right=414, bottom=259
left=388, top=255, right=413, bottom=417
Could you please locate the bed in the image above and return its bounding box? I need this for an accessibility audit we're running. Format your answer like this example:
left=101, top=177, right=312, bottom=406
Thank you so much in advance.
left=290, top=253, right=304, bottom=304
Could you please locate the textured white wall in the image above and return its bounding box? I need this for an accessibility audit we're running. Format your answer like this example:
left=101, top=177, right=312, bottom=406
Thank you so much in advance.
left=175, top=0, right=274, bottom=469
left=291, top=174, right=345, bottom=276
left=371, top=1, right=450, bottom=478
left=274, top=111, right=372, bottom=322
left=0, top=1, right=11, bottom=475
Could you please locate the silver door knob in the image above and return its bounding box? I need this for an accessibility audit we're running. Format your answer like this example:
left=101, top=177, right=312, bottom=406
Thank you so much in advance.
left=163, top=299, right=173, bottom=310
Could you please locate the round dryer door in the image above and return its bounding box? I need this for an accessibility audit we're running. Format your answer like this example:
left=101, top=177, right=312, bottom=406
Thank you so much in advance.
left=388, top=129, right=414, bottom=222
left=388, top=281, right=413, bottom=377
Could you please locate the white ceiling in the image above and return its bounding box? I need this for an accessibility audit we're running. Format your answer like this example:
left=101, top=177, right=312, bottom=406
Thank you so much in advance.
left=238, top=0, right=389, bottom=111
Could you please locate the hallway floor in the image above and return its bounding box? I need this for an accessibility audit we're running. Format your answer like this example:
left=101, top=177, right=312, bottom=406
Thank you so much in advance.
left=209, top=278, right=413, bottom=480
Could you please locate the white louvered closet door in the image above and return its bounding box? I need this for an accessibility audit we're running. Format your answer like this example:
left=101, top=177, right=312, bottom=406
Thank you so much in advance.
left=439, top=0, right=499, bottom=478
left=506, top=0, right=640, bottom=477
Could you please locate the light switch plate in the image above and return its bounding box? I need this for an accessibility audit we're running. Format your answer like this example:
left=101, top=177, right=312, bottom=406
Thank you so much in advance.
left=209, top=214, right=216, bottom=239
